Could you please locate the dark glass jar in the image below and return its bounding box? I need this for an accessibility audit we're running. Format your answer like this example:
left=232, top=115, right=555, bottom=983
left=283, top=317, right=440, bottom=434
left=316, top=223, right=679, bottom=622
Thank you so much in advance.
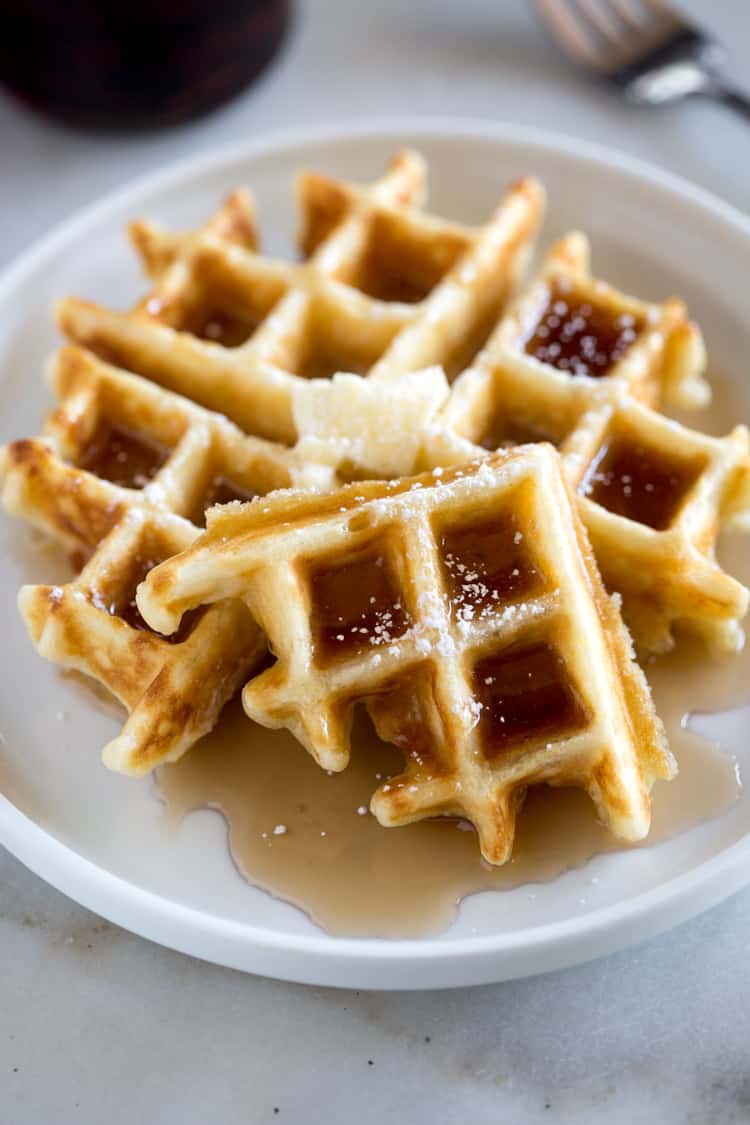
left=0, top=0, right=290, bottom=130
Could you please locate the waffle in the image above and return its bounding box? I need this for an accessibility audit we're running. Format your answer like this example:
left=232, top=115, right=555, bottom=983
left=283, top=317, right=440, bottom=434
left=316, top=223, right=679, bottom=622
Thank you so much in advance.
left=56, top=152, right=544, bottom=446
left=417, top=235, right=750, bottom=653
left=137, top=445, right=673, bottom=864
left=292, top=230, right=747, bottom=653
left=462, top=230, right=711, bottom=411
left=1, top=345, right=329, bottom=774
left=292, top=228, right=709, bottom=473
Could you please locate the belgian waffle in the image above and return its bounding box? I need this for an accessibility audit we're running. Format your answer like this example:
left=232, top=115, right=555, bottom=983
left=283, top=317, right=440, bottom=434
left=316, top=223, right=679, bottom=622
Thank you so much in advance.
left=137, top=446, right=673, bottom=865
left=56, top=152, right=544, bottom=447
left=1, top=345, right=327, bottom=773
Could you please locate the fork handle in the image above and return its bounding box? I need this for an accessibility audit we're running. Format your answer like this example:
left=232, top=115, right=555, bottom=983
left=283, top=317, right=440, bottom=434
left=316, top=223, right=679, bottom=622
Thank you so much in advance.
left=703, top=80, right=750, bottom=125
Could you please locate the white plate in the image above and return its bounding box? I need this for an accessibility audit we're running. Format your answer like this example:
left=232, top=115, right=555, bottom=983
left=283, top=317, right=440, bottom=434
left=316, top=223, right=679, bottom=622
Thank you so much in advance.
left=2, top=120, right=749, bottom=990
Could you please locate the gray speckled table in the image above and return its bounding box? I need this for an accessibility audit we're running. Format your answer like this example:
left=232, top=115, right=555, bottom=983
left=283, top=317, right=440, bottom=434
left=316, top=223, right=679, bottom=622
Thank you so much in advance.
left=2, top=2, right=750, bottom=1122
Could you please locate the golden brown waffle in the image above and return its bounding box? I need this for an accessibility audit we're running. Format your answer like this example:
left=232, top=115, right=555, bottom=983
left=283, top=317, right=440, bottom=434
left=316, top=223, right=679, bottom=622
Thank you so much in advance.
left=418, top=236, right=750, bottom=653
left=137, top=446, right=673, bottom=865
left=291, top=229, right=747, bottom=652
left=1, top=345, right=328, bottom=774
left=293, top=229, right=711, bottom=473
left=461, top=230, right=710, bottom=410
left=56, top=151, right=545, bottom=445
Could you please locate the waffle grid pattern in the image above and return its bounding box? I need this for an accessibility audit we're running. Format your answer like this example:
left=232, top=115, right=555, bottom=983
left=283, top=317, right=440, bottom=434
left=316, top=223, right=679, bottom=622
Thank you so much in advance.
left=57, top=151, right=544, bottom=445
left=415, top=235, right=750, bottom=651
left=138, top=446, right=672, bottom=863
left=1, top=345, right=326, bottom=772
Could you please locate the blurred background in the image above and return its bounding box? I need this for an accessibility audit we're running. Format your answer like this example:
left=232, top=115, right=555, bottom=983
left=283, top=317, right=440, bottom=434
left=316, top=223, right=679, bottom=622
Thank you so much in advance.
left=0, top=0, right=748, bottom=270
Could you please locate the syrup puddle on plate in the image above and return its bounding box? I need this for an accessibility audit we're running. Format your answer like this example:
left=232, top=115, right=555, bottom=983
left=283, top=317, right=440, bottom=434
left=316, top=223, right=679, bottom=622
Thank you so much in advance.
left=157, top=535, right=749, bottom=939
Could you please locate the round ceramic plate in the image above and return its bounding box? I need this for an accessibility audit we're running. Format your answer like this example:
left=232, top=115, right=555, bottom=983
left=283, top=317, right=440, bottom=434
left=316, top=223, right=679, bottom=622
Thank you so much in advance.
left=2, top=121, right=749, bottom=989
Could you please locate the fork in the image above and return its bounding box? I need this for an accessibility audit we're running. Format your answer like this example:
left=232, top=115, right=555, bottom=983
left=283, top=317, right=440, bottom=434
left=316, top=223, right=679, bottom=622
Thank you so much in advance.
left=533, top=0, right=750, bottom=123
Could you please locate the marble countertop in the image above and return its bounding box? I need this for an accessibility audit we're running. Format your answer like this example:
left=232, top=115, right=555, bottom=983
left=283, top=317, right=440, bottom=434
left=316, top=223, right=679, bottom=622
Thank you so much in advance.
left=2, top=2, right=750, bottom=1121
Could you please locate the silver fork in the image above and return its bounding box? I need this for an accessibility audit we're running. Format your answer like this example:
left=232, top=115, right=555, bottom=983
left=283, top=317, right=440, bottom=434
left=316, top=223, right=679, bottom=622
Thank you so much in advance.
left=533, top=0, right=750, bottom=122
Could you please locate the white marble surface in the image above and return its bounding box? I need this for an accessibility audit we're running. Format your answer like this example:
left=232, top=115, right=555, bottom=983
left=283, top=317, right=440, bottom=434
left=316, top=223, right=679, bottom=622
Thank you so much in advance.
left=2, top=1, right=750, bottom=1121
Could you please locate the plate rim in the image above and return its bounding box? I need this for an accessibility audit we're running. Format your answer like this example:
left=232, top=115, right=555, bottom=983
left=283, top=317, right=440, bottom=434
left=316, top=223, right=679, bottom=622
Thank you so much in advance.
left=2, top=116, right=749, bottom=989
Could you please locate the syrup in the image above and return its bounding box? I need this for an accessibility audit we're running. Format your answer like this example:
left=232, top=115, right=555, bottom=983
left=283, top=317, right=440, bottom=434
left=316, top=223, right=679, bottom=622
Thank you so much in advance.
left=524, top=283, right=643, bottom=377
left=581, top=435, right=704, bottom=530
left=157, top=531, right=748, bottom=938
left=156, top=395, right=749, bottom=938
left=439, top=506, right=544, bottom=616
left=79, top=424, right=168, bottom=490
left=157, top=655, right=743, bottom=939
left=101, top=544, right=200, bottom=644
left=113, top=549, right=167, bottom=634
left=473, top=642, right=589, bottom=759
left=309, top=546, right=410, bottom=665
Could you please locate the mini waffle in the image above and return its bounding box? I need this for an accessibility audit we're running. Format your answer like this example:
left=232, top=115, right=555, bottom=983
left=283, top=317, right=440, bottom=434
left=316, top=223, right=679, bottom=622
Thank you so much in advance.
left=137, top=446, right=673, bottom=865
left=1, top=345, right=327, bottom=774
left=56, top=152, right=544, bottom=445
